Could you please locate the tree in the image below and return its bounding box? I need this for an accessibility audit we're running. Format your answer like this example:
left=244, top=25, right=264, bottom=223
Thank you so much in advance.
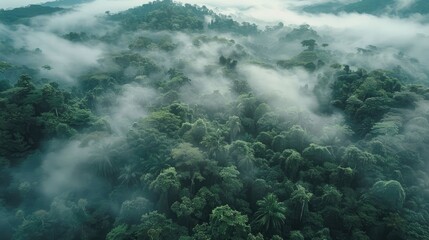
left=341, top=145, right=375, bottom=171
left=150, top=167, right=181, bottom=211
left=284, top=125, right=310, bottom=152
left=289, top=185, right=313, bottom=222
left=13, top=210, right=51, bottom=240
left=171, top=194, right=207, bottom=230
left=227, top=116, right=242, bottom=142
left=118, top=165, right=140, bottom=186
left=301, top=39, right=317, bottom=51
left=41, top=83, right=64, bottom=116
left=254, top=103, right=271, bottom=121
left=229, top=140, right=255, bottom=172
left=135, top=211, right=188, bottom=240
left=89, top=144, right=119, bottom=180
left=284, top=150, right=303, bottom=181
left=171, top=143, right=207, bottom=195
left=127, top=127, right=171, bottom=161
left=201, top=129, right=226, bottom=160
left=321, top=185, right=342, bottom=207
left=330, top=166, right=354, bottom=187
left=302, top=144, right=333, bottom=164
left=369, top=180, right=405, bottom=210
left=208, top=205, right=250, bottom=240
left=189, top=119, right=207, bottom=144
left=116, top=197, right=152, bottom=225
left=140, top=110, right=182, bottom=136
left=253, top=193, right=286, bottom=235
left=171, top=196, right=203, bottom=219
left=106, top=224, right=130, bottom=240
left=290, top=231, right=304, bottom=240
left=219, top=166, right=243, bottom=201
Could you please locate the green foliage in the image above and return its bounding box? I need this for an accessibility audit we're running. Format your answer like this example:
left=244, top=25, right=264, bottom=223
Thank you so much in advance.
left=219, top=55, right=238, bottom=69
left=188, top=119, right=207, bottom=144
left=209, top=16, right=258, bottom=35
left=342, top=145, right=375, bottom=171
left=162, top=69, right=191, bottom=92
left=289, top=185, right=313, bottom=222
left=208, top=205, right=250, bottom=240
left=301, top=39, right=317, bottom=51
left=106, top=224, right=130, bottom=240
left=111, top=1, right=209, bottom=31
left=226, top=116, right=242, bottom=142
left=284, top=125, right=310, bottom=152
left=127, top=126, right=171, bottom=160
left=116, top=197, right=152, bottom=224
left=110, top=53, right=159, bottom=78
left=284, top=150, right=303, bottom=180
left=2, top=2, right=429, bottom=240
left=0, top=5, right=64, bottom=24
left=150, top=167, right=181, bottom=193
left=290, top=230, right=304, bottom=240
left=129, top=36, right=177, bottom=51
left=171, top=195, right=205, bottom=218
left=369, top=180, right=405, bottom=210
left=330, top=69, right=405, bottom=136
left=302, top=144, right=333, bottom=164
left=141, top=110, right=183, bottom=136
left=219, top=166, right=243, bottom=194
left=281, top=24, right=320, bottom=42
left=0, top=76, right=97, bottom=159
left=63, top=32, right=90, bottom=42
left=277, top=49, right=323, bottom=71
left=253, top=193, right=286, bottom=234
left=13, top=210, right=51, bottom=240
left=321, top=185, right=342, bottom=206
left=134, top=211, right=188, bottom=239
left=229, top=140, right=255, bottom=172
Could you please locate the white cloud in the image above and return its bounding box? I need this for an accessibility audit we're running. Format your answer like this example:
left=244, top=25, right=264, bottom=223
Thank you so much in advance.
left=107, top=84, right=157, bottom=134
left=6, top=25, right=103, bottom=83
left=41, top=141, right=92, bottom=196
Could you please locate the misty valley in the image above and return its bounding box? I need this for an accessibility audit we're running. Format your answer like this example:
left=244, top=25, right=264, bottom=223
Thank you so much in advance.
left=1, top=0, right=429, bottom=239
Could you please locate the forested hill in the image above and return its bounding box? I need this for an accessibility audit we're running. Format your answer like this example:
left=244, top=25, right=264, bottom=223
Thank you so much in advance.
left=110, top=0, right=258, bottom=34
left=0, top=5, right=64, bottom=24
left=42, top=0, right=95, bottom=8
left=0, top=0, right=429, bottom=240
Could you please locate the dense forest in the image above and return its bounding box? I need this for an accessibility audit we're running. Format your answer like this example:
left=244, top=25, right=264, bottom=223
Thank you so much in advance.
left=1, top=0, right=429, bottom=239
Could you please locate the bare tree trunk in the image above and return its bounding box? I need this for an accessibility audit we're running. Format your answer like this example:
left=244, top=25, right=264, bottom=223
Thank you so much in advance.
left=300, top=200, right=305, bottom=222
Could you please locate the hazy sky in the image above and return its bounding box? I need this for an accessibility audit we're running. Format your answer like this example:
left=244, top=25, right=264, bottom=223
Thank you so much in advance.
left=0, top=0, right=147, bottom=9
left=3, top=0, right=429, bottom=66
left=0, top=0, right=45, bottom=9
left=0, top=0, right=344, bottom=11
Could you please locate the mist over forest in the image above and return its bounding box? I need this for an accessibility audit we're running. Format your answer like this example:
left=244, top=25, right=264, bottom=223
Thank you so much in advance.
left=1, top=0, right=429, bottom=239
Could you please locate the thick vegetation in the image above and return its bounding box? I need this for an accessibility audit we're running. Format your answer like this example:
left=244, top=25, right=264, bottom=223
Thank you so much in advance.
left=0, top=5, right=64, bottom=24
left=0, top=1, right=429, bottom=240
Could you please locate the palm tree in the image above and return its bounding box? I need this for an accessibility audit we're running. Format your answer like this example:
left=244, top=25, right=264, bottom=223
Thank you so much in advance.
left=227, top=116, right=242, bottom=142
left=290, top=185, right=313, bottom=222
left=253, top=193, right=287, bottom=234
left=201, top=129, right=225, bottom=159
left=90, top=143, right=119, bottom=181
left=229, top=140, right=255, bottom=173
left=118, top=165, right=140, bottom=186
